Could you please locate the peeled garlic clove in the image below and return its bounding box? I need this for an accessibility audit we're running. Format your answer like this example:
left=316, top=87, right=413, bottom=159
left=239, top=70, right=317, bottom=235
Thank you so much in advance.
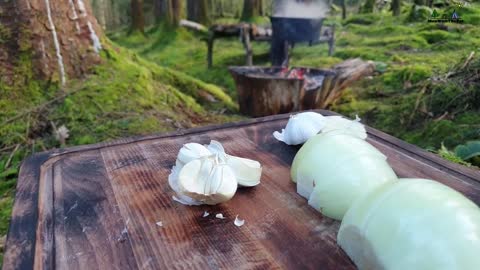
left=322, top=115, right=367, bottom=140
left=168, top=165, right=202, bottom=205
left=207, top=140, right=262, bottom=187
left=226, top=155, right=262, bottom=187
left=273, top=112, right=326, bottom=145
left=177, top=143, right=212, bottom=167
left=178, top=157, right=238, bottom=205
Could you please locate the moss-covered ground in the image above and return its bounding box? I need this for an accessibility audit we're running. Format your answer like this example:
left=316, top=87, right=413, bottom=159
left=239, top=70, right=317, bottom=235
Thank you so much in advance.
left=1, top=2, right=480, bottom=264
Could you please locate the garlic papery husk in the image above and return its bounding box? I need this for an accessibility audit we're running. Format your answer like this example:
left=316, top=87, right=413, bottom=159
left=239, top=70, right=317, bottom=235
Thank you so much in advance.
left=322, top=115, right=367, bottom=140
left=178, top=155, right=238, bottom=205
left=273, top=112, right=326, bottom=145
left=291, top=132, right=397, bottom=220
left=338, top=179, right=480, bottom=270
left=207, top=140, right=262, bottom=187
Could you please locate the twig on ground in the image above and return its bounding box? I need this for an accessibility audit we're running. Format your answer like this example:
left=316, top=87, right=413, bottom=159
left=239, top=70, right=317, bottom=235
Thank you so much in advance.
left=1, top=83, right=87, bottom=126
left=446, top=51, right=475, bottom=78
left=5, top=144, right=20, bottom=169
left=461, top=51, right=475, bottom=70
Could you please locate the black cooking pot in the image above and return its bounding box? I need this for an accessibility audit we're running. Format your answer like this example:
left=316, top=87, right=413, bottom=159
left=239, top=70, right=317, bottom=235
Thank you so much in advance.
left=270, top=16, right=324, bottom=43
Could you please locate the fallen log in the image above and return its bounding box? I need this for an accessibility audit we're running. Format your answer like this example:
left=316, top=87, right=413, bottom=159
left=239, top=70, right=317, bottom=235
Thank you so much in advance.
left=179, top=19, right=208, bottom=33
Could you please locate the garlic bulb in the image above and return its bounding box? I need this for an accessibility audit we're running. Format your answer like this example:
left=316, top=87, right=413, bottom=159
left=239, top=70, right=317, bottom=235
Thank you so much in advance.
left=291, top=132, right=397, bottom=220
left=168, top=140, right=262, bottom=205
left=273, top=112, right=326, bottom=145
left=273, top=112, right=367, bottom=145
left=338, top=179, right=480, bottom=270
left=178, top=156, right=237, bottom=205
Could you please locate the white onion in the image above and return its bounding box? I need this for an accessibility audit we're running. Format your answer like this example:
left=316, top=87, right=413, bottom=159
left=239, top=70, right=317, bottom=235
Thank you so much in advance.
left=291, top=132, right=397, bottom=220
left=322, top=115, right=367, bottom=140
left=338, top=179, right=480, bottom=270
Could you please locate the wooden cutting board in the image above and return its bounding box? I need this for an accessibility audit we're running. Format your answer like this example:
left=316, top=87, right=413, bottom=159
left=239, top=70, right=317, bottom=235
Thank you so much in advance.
left=3, top=110, right=480, bottom=270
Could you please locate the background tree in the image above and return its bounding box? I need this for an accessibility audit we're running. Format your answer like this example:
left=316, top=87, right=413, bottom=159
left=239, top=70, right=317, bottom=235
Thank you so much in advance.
left=392, top=0, right=401, bottom=16
left=341, top=0, right=347, bottom=19
left=361, top=0, right=375, bottom=13
left=154, top=0, right=184, bottom=26
left=0, top=0, right=103, bottom=86
left=414, top=0, right=426, bottom=6
left=241, top=0, right=262, bottom=21
left=187, top=0, right=210, bottom=25
left=131, top=0, right=145, bottom=33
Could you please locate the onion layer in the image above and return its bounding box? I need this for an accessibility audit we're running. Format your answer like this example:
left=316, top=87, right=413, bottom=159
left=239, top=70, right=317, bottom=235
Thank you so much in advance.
left=338, top=179, right=480, bottom=270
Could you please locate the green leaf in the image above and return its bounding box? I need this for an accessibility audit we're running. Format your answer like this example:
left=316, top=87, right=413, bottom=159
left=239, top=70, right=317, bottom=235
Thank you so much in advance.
left=455, top=141, right=480, bottom=161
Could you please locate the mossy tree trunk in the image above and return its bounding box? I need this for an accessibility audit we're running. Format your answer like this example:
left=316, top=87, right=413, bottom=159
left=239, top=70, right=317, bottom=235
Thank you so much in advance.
left=392, top=0, right=401, bottom=16
left=187, top=0, right=210, bottom=25
left=131, top=0, right=145, bottom=33
left=241, top=0, right=262, bottom=21
left=0, top=0, right=103, bottom=86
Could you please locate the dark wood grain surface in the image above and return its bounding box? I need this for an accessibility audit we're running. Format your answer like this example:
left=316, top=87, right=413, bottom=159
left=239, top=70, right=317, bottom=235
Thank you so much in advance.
left=3, top=110, right=480, bottom=270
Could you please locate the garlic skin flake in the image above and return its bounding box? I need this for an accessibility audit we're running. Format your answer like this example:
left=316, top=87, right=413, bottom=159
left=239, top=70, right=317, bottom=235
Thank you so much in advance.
left=273, top=112, right=325, bottom=145
left=178, top=156, right=238, bottom=205
left=234, top=215, right=245, bottom=227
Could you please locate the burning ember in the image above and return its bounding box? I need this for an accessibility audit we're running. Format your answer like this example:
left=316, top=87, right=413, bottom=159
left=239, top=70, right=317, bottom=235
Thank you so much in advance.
left=279, top=67, right=325, bottom=91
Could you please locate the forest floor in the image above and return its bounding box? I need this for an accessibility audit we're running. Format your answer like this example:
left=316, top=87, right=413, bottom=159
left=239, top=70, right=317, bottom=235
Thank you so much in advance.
left=110, top=2, right=480, bottom=159
left=1, top=3, right=480, bottom=264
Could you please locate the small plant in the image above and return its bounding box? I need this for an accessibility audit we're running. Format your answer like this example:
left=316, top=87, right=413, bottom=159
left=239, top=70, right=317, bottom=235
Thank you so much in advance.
left=438, top=143, right=471, bottom=167
left=455, top=141, right=480, bottom=166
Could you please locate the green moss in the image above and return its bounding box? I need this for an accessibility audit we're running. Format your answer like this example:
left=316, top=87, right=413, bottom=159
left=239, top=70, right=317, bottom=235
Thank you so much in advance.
left=383, top=64, right=432, bottom=90
left=419, top=30, right=456, bottom=44
left=343, top=13, right=383, bottom=25
left=407, top=5, right=433, bottom=22
left=0, top=24, right=11, bottom=43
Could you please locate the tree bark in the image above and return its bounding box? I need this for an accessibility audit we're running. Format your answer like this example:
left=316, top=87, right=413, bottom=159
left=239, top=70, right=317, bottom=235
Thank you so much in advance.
left=341, top=0, right=346, bottom=19
left=131, top=0, right=145, bottom=33
left=92, top=0, right=107, bottom=29
left=0, top=0, right=103, bottom=86
left=241, top=0, right=261, bottom=21
left=392, top=0, right=401, bottom=16
left=187, top=0, right=210, bottom=25
left=154, top=0, right=166, bottom=23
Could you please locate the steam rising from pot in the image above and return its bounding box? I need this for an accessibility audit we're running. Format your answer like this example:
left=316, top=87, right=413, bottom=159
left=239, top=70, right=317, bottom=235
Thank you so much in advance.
left=273, top=0, right=330, bottom=18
